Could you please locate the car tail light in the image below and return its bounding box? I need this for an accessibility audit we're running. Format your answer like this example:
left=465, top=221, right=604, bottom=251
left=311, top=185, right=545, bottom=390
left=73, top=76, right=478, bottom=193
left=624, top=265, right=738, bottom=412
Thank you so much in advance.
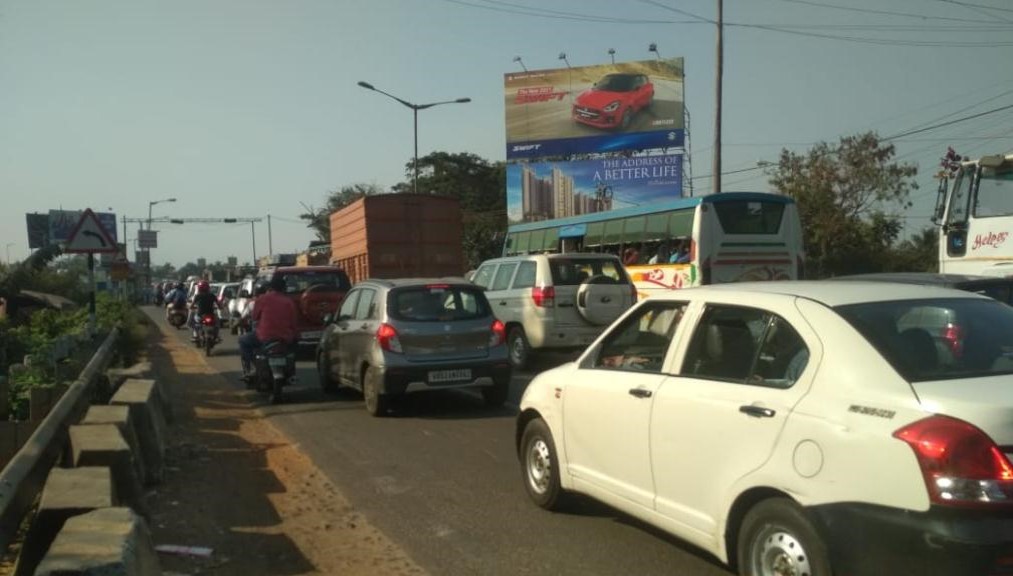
left=894, top=415, right=1013, bottom=506
left=531, top=286, right=555, bottom=308
left=377, top=323, right=403, bottom=354
left=941, top=323, right=964, bottom=358
left=201, top=315, right=216, bottom=326
left=489, top=320, right=506, bottom=347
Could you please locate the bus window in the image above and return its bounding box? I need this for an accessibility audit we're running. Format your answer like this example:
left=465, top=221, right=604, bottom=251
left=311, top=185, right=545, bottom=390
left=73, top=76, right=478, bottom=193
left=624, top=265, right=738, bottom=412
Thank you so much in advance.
left=670, top=210, right=694, bottom=237
left=623, top=217, right=645, bottom=244
left=713, top=201, right=785, bottom=235
left=529, top=229, right=546, bottom=253
left=515, top=231, right=531, bottom=253
left=645, top=213, right=668, bottom=241
left=586, top=222, right=605, bottom=247
left=973, top=165, right=1013, bottom=218
left=504, top=234, right=516, bottom=255
left=543, top=227, right=559, bottom=251
left=604, top=220, right=624, bottom=245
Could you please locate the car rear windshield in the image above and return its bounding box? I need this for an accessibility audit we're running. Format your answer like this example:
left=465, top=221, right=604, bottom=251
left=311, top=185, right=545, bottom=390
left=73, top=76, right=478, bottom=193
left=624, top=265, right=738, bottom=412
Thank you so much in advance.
left=713, top=200, right=785, bottom=235
left=550, top=259, right=629, bottom=286
left=277, top=271, right=350, bottom=294
left=389, top=285, right=491, bottom=322
left=836, top=298, right=1013, bottom=382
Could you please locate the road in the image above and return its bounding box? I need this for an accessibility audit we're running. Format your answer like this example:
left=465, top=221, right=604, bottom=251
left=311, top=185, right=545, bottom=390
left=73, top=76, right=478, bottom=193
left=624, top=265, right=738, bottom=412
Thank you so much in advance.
left=158, top=311, right=733, bottom=576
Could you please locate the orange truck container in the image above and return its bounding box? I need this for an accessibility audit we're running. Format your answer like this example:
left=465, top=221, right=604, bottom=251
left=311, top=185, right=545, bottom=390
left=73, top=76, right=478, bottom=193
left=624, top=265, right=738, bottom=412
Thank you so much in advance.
left=329, top=194, right=465, bottom=285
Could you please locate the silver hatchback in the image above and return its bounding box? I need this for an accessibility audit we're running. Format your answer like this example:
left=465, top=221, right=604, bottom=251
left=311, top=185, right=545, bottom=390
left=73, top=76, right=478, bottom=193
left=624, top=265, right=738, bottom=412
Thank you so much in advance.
left=315, top=278, right=513, bottom=416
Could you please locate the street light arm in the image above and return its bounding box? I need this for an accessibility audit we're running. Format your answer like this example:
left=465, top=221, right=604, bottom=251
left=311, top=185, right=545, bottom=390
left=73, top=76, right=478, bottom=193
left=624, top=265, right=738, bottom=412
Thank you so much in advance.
left=358, top=82, right=417, bottom=110
left=415, top=98, right=472, bottom=110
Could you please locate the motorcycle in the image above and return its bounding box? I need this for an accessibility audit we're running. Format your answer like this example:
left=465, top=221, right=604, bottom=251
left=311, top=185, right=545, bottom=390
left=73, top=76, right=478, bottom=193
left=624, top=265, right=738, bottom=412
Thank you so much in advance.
left=167, top=305, right=187, bottom=330
left=194, top=313, right=220, bottom=357
left=250, top=340, right=295, bottom=404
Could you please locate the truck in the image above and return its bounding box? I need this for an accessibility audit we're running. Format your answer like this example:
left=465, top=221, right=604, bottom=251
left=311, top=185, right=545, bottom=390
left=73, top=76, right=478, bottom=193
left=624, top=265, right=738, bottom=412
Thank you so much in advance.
left=330, top=194, right=465, bottom=285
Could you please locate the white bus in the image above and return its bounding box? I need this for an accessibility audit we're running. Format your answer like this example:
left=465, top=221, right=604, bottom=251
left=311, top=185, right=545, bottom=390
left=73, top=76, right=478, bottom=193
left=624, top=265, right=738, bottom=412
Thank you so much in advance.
left=503, top=192, right=805, bottom=298
left=934, top=153, right=1013, bottom=276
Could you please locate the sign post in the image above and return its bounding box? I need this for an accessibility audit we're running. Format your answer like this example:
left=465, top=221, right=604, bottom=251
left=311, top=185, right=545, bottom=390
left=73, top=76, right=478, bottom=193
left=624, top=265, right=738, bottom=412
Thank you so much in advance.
left=64, top=209, right=117, bottom=336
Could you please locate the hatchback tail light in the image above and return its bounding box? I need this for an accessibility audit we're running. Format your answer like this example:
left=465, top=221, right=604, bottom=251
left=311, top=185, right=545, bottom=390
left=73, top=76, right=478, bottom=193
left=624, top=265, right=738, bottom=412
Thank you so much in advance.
left=490, top=320, right=506, bottom=347
left=531, top=286, right=555, bottom=308
left=201, top=315, right=216, bottom=326
left=894, top=415, right=1013, bottom=506
left=377, top=323, right=403, bottom=354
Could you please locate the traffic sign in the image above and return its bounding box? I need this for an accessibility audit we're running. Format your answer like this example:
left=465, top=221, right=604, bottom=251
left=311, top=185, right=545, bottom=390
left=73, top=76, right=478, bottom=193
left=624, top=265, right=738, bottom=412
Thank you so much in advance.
left=138, top=229, right=157, bottom=249
left=65, top=209, right=117, bottom=253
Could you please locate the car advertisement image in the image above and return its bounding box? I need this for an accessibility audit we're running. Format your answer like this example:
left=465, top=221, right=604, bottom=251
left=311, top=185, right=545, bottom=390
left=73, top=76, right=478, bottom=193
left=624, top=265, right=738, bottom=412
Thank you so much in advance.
left=506, top=153, right=684, bottom=224
left=504, top=58, right=684, bottom=159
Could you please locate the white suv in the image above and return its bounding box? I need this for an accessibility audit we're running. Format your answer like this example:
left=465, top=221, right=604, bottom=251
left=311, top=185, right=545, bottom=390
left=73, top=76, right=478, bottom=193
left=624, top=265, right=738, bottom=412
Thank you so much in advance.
left=472, top=253, right=636, bottom=369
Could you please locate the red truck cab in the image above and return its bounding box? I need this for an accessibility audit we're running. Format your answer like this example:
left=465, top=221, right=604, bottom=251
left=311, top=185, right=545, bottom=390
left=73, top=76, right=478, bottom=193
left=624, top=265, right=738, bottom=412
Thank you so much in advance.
left=256, top=265, right=351, bottom=346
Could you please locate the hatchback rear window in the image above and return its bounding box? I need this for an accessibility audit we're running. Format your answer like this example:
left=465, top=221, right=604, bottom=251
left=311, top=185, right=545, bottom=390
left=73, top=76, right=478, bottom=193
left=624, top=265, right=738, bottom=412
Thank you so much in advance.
left=277, top=271, right=350, bottom=294
left=389, top=286, right=491, bottom=322
left=836, top=298, right=1013, bottom=382
left=713, top=200, right=785, bottom=235
left=549, top=259, right=628, bottom=286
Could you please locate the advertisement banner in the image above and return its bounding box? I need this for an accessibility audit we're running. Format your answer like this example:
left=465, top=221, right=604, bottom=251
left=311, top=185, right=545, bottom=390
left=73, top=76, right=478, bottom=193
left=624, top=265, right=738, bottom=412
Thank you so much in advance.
left=138, top=230, right=157, bottom=249
left=504, top=58, right=684, bottom=159
left=507, top=154, right=683, bottom=224
left=25, top=213, right=49, bottom=249
left=48, top=210, right=118, bottom=244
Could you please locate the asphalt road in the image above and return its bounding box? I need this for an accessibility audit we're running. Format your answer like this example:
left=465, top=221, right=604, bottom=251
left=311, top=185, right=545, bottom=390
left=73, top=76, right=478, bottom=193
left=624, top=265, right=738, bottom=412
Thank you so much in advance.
left=155, top=310, right=733, bottom=576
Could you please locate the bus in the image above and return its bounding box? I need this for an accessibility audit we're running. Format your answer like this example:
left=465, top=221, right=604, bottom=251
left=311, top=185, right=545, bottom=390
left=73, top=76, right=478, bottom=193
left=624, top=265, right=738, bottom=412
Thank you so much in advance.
left=503, top=192, right=804, bottom=298
left=935, top=153, right=1013, bottom=276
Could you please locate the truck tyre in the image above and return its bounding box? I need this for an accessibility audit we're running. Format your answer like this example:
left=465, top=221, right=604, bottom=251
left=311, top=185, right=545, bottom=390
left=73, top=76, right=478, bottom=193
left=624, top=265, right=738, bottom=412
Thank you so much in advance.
left=507, top=326, right=530, bottom=371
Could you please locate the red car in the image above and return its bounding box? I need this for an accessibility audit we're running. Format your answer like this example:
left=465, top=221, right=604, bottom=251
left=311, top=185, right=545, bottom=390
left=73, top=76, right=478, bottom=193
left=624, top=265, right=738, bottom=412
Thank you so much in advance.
left=572, top=73, right=654, bottom=130
left=255, top=265, right=351, bottom=347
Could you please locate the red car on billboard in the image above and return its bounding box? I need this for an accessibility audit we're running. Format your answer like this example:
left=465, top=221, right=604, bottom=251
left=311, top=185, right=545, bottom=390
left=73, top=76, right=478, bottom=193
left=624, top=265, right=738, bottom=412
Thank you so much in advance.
left=572, top=73, right=654, bottom=130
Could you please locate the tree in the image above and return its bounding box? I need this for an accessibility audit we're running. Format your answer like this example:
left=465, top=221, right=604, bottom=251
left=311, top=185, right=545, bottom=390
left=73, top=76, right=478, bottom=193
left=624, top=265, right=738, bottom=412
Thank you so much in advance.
left=891, top=227, right=938, bottom=272
left=300, top=183, right=385, bottom=243
left=767, top=132, right=918, bottom=278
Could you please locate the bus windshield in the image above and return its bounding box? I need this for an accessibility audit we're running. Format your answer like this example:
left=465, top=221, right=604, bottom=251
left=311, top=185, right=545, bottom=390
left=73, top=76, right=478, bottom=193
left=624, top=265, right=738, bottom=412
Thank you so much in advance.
left=712, top=200, right=785, bottom=235
left=973, top=165, right=1013, bottom=219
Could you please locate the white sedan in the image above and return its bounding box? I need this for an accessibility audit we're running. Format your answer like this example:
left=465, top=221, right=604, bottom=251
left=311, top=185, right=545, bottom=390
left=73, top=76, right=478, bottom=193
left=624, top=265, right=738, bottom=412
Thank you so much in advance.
left=517, top=281, right=1013, bottom=576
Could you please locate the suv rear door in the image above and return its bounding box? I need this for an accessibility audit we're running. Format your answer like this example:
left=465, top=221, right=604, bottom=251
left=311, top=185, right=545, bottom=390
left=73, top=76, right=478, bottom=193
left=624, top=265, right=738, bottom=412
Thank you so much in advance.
left=550, top=256, right=633, bottom=328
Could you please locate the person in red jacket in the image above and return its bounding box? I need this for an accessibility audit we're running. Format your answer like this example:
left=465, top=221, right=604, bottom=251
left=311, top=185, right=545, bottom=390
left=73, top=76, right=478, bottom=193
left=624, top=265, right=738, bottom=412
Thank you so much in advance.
left=239, top=276, right=298, bottom=377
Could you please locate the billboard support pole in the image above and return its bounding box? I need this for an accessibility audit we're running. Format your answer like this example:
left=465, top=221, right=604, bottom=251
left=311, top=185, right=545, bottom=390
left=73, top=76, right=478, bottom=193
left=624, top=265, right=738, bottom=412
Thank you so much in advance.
left=413, top=108, right=419, bottom=195
left=713, top=0, right=724, bottom=194
left=87, top=254, right=96, bottom=337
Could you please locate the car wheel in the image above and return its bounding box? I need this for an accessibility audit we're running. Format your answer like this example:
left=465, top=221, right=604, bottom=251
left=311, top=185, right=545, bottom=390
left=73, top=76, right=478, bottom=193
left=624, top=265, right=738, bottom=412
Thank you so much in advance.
left=507, top=326, right=530, bottom=371
left=737, top=498, right=831, bottom=576
left=362, top=366, right=388, bottom=417
left=620, top=108, right=632, bottom=130
left=482, top=377, right=510, bottom=408
left=317, top=352, right=339, bottom=394
left=520, top=418, right=566, bottom=510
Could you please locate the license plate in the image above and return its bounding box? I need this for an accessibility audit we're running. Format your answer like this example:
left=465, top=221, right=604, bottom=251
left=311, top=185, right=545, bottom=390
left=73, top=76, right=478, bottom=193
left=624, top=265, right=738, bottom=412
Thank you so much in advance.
left=268, top=357, right=288, bottom=368
left=428, top=369, right=472, bottom=383
left=301, top=331, right=321, bottom=340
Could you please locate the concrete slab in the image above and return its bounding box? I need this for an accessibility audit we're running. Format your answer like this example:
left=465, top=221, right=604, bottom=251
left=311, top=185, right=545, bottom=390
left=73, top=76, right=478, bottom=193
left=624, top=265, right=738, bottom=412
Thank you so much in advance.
left=68, top=425, right=144, bottom=514
left=110, top=380, right=166, bottom=486
left=34, top=507, right=161, bottom=576
left=80, top=405, right=146, bottom=485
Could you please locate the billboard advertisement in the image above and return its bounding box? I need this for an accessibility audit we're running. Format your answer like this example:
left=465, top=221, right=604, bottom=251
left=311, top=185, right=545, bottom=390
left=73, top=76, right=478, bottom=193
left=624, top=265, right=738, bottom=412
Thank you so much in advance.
left=48, top=210, right=118, bottom=245
left=507, top=154, right=683, bottom=224
left=138, top=230, right=157, bottom=249
left=505, top=58, right=684, bottom=159
left=25, top=213, right=49, bottom=249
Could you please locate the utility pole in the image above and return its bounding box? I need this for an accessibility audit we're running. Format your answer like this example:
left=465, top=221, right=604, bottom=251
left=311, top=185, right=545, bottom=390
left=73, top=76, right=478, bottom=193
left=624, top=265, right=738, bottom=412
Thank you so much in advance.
left=251, top=221, right=257, bottom=265
left=268, top=214, right=273, bottom=256
left=713, top=0, right=724, bottom=194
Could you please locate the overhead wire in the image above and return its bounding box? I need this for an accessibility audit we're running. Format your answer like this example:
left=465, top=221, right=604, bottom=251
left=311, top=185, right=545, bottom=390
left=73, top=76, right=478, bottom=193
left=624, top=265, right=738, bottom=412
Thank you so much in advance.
left=771, top=0, right=999, bottom=24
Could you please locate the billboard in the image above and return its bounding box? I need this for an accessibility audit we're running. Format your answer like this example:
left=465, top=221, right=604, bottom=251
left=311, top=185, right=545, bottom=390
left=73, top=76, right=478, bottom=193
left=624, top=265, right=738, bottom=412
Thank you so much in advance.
left=505, top=58, right=684, bottom=159
left=507, top=154, right=683, bottom=224
left=26, top=213, right=49, bottom=249
left=48, top=210, right=118, bottom=245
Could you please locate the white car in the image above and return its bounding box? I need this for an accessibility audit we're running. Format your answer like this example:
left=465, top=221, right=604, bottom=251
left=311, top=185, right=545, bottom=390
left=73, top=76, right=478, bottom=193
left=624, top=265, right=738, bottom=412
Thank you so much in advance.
left=517, top=281, right=1013, bottom=576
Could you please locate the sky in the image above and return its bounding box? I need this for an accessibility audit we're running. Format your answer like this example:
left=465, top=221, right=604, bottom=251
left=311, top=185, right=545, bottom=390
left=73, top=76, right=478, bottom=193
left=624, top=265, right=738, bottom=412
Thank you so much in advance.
left=2, top=0, right=1012, bottom=268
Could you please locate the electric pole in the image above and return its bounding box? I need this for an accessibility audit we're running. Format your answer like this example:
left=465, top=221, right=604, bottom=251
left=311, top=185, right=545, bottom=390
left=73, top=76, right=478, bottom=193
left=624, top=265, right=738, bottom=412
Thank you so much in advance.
left=713, top=0, right=724, bottom=194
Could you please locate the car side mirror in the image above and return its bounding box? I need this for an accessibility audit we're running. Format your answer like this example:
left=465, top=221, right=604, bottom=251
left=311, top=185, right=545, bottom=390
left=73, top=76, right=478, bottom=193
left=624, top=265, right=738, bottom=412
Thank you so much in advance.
left=239, top=289, right=250, bottom=298
left=323, top=313, right=334, bottom=325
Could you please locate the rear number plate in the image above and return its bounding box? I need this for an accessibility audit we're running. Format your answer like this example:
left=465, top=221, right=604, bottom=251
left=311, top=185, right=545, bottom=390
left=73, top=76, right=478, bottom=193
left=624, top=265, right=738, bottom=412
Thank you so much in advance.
left=268, top=358, right=288, bottom=367
left=428, top=369, right=472, bottom=383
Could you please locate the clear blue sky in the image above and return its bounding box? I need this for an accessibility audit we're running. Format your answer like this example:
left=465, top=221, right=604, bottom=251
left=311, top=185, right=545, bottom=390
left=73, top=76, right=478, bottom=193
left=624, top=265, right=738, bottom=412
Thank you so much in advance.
left=2, top=0, right=1011, bottom=268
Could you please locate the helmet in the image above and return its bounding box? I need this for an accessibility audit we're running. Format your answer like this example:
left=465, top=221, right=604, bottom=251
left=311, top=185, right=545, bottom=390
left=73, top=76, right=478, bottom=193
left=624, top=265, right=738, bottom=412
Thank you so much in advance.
left=176, top=282, right=185, bottom=290
left=197, top=280, right=210, bottom=293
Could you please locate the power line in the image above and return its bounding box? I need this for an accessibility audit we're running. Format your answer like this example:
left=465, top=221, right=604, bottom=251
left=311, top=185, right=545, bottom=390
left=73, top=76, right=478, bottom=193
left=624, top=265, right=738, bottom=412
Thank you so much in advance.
left=935, top=0, right=1013, bottom=13
left=883, top=102, right=1013, bottom=140
left=438, top=0, right=697, bottom=24
left=729, top=22, right=1013, bottom=46
left=773, top=0, right=999, bottom=24
left=638, top=0, right=714, bottom=24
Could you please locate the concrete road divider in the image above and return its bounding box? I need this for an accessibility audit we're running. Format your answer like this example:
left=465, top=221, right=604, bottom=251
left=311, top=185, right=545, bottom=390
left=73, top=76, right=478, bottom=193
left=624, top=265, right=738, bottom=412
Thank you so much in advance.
left=16, top=467, right=114, bottom=576
left=110, top=380, right=166, bottom=486
left=34, top=507, right=161, bottom=576
left=106, top=364, right=173, bottom=423
left=80, top=405, right=146, bottom=487
left=68, top=425, right=145, bottom=515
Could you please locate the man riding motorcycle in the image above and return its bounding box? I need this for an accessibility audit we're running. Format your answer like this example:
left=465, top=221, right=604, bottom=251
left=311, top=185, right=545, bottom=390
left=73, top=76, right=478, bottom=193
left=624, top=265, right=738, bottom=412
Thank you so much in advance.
left=190, top=280, right=218, bottom=341
left=239, top=276, right=298, bottom=379
left=164, top=282, right=188, bottom=321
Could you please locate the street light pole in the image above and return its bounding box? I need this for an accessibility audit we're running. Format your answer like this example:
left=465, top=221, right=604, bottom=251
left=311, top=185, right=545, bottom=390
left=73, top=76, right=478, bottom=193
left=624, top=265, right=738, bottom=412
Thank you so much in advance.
left=5, top=243, right=13, bottom=265
left=356, top=82, right=471, bottom=195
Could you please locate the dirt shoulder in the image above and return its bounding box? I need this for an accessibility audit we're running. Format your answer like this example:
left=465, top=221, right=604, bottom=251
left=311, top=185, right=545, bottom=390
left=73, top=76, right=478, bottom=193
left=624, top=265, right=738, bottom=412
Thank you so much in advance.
left=145, top=316, right=428, bottom=576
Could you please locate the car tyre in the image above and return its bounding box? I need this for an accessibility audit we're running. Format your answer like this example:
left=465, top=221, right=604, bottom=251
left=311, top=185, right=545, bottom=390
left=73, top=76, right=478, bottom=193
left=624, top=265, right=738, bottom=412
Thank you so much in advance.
left=507, top=326, right=530, bottom=371
left=317, top=352, right=339, bottom=394
left=520, top=418, right=566, bottom=510
left=362, top=366, right=388, bottom=417
left=737, top=498, right=831, bottom=576
left=482, top=377, right=510, bottom=408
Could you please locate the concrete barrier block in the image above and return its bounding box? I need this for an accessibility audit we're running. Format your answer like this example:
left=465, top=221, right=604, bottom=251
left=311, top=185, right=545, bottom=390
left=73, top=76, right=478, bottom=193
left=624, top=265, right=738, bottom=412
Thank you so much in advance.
left=68, top=425, right=144, bottom=514
left=117, top=377, right=171, bottom=424
left=80, top=406, right=146, bottom=492
left=16, top=467, right=114, bottom=576
left=34, top=507, right=161, bottom=576
left=105, top=362, right=152, bottom=392
left=109, top=380, right=165, bottom=486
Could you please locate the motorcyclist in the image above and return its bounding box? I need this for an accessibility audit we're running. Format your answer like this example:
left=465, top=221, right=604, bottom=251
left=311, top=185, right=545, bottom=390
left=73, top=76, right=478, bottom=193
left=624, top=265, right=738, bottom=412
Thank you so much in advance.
left=164, top=282, right=188, bottom=321
left=239, top=276, right=297, bottom=379
left=190, top=280, right=218, bottom=341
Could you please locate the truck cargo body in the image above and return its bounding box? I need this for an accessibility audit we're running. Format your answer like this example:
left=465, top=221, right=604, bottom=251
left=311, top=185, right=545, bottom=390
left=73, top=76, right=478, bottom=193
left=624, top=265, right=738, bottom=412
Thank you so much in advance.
left=330, top=194, right=465, bottom=285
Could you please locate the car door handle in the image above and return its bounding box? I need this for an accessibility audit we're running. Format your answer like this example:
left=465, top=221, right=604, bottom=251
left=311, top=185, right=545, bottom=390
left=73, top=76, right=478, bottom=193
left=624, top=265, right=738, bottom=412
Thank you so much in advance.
left=628, top=388, right=653, bottom=399
left=739, top=405, right=776, bottom=418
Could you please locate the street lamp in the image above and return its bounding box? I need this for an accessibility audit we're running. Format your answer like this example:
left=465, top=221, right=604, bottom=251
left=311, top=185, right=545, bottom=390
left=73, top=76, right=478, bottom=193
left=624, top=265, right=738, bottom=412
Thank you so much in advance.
left=512, top=56, right=528, bottom=72
left=558, top=52, right=571, bottom=68
left=649, top=42, right=661, bottom=60
left=608, top=48, right=616, bottom=64
left=357, top=82, right=471, bottom=195
left=147, top=198, right=177, bottom=230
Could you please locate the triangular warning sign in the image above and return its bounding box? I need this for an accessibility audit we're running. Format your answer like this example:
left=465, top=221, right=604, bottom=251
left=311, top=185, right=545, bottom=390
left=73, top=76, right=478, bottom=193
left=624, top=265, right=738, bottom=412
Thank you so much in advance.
left=65, top=209, right=117, bottom=253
